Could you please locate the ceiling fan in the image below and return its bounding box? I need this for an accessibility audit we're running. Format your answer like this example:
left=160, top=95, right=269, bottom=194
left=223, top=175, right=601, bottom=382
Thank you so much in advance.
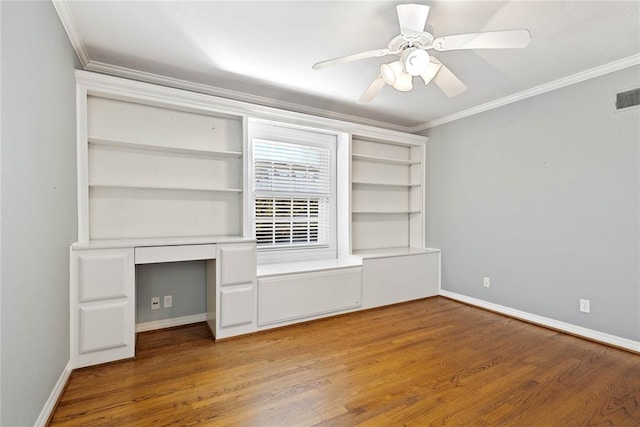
left=312, top=3, right=532, bottom=103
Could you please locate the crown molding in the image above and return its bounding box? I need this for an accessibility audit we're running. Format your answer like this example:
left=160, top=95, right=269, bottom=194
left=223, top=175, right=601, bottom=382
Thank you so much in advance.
left=412, top=53, right=640, bottom=132
left=51, top=0, right=89, bottom=67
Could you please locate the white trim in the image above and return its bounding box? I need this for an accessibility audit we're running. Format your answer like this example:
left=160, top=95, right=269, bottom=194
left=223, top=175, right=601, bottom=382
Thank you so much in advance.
left=83, top=53, right=640, bottom=134
left=136, top=313, right=207, bottom=333
left=83, top=60, right=410, bottom=133
left=34, top=361, right=72, bottom=427
left=75, top=70, right=426, bottom=146
left=51, top=0, right=89, bottom=67
left=0, top=4, right=3, bottom=422
left=440, top=290, right=640, bottom=353
left=413, top=54, right=640, bottom=131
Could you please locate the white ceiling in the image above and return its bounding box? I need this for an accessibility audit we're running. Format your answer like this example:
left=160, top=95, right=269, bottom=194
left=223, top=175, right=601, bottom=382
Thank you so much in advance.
left=55, top=1, right=640, bottom=131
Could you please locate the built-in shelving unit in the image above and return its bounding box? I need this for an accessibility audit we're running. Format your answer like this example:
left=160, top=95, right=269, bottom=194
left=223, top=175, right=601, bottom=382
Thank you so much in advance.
left=350, top=136, right=424, bottom=254
left=81, top=95, right=244, bottom=240
left=70, top=71, right=441, bottom=369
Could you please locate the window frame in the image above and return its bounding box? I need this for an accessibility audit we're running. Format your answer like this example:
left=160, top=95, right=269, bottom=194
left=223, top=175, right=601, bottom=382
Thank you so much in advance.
left=247, top=119, right=338, bottom=265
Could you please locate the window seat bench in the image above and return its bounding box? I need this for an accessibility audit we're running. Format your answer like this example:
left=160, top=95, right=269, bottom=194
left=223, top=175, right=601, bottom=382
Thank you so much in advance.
left=256, top=256, right=363, bottom=278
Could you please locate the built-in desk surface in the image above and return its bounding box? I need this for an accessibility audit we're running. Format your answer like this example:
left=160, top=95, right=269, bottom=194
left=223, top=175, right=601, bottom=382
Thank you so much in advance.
left=72, top=235, right=256, bottom=250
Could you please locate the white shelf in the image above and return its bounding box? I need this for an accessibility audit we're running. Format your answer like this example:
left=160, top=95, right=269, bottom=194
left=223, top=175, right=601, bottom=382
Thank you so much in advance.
left=353, top=247, right=440, bottom=259
left=352, top=153, right=419, bottom=165
left=352, top=210, right=421, bottom=214
left=89, top=183, right=242, bottom=193
left=352, top=181, right=420, bottom=188
left=88, top=137, right=243, bottom=158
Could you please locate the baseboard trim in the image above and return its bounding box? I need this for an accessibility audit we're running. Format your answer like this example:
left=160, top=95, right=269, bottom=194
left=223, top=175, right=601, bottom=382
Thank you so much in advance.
left=34, top=361, right=72, bottom=427
left=439, top=290, right=640, bottom=353
left=136, top=313, right=207, bottom=333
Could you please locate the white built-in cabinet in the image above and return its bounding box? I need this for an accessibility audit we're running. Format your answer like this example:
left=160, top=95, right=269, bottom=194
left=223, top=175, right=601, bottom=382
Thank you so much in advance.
left=70, top=70, right=440, bottom=369
left=209, top=243, right=257, bottom=339
left=70, top=247, right=135, bottom=367
left=350, top=136, right=440, bottom=309
left=71, top=239, right=255, bottom=368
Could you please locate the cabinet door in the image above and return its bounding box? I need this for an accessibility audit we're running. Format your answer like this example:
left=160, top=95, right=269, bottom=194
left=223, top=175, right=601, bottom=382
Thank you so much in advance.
left=362, top=253, right=439, bottom=309
left=71, top=248, right=135, bottom=368
left=220, top=286, right=255, bottom=328
left=213, top=243, right=257, bottom=339
left=219, top=244, right=256, bottom=286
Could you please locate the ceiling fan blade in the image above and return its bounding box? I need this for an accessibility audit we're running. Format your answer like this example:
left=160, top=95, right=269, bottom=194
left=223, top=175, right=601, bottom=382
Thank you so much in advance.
left=432, top=59, right=467, bottom=97
left=432, top=29, right=531, bottom=51
left=312, top=49, right=391, bottom=70
left=420, top=61, right=442, bottom=86
left=358, top=76, right=386, bottom=104
left=396, top=4, right=430, bottom=36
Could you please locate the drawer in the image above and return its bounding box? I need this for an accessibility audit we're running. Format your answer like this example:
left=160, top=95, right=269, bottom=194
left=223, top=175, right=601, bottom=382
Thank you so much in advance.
left=135, top=244, right=216, bottom=264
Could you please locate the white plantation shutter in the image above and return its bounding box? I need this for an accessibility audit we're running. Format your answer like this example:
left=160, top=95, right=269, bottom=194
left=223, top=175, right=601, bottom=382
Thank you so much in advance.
left=253, top=138, right=332, bottom=249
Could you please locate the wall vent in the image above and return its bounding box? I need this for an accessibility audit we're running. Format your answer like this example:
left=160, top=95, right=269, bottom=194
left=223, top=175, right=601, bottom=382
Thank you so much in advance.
left=615, top=88, right=640, bottom=110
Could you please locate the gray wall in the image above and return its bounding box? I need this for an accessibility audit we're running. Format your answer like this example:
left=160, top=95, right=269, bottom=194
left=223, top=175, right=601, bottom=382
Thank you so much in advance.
left=423, top=65, right=640, bottom=341
left=136, top=261, right=206, bottom=323
left=1, top=1, right=79, bottom=425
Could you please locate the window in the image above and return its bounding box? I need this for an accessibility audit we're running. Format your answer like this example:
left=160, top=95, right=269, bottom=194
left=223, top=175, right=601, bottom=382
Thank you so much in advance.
left=248, top=120, right=337, bottom=263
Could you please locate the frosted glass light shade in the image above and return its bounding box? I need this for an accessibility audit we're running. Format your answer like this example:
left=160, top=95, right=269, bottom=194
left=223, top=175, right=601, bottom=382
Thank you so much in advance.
left=380, top=64, right=396, bottom=86
left=420, top=62, right=442, bottom=85
left=389, top=60, right=403, bottom=75
left=404, top=49, right=430, bottom=76
left=393, top=72, right=413, bottom=91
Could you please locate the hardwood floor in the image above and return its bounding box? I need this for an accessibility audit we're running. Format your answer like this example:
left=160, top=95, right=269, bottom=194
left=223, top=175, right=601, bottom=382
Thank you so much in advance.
left=49, top=297, right=640, bottom=426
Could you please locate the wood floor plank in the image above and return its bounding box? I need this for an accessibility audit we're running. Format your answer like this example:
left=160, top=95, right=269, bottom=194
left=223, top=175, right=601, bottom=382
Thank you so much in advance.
left=49, top=297, right=640, bottom=426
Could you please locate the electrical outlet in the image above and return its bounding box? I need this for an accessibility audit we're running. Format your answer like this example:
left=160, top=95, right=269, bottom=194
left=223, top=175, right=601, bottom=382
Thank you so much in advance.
left=483, top=277, right=491, bottom=288
left=164, top=295, right=173, bottom=308
left=151, top=296, right=160, bottom=310
left=580, top=299, right=590, bottom=313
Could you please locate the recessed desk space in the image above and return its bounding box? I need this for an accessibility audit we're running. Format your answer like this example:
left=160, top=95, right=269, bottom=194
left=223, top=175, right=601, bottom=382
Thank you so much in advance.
left=70, top=236, right=256, bottom=368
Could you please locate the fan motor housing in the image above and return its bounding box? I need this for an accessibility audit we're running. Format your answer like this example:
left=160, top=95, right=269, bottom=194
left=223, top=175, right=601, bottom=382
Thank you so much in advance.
left=388, top=32, right=434, bottom=53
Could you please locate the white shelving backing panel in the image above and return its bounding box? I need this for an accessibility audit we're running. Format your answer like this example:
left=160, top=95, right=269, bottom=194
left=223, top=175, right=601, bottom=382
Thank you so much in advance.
left=82, top=93, right=244, bottom=241
left=352, top=184, right=411, bottom=213
left=352, top=212, right=411, bottom=251
left=350, top=136, right=425, bottom=252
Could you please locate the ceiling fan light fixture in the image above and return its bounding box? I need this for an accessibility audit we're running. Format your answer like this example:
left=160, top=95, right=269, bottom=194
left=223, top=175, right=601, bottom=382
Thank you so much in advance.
left=393, top=71, right=413, bottom=91
left=380, top=63, right=396, bottom=86
left=389, top=60, right=403, bottom=75
left=404, top=48, right=430, bottom=76
left=420, top=61, right=442, bottom=85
